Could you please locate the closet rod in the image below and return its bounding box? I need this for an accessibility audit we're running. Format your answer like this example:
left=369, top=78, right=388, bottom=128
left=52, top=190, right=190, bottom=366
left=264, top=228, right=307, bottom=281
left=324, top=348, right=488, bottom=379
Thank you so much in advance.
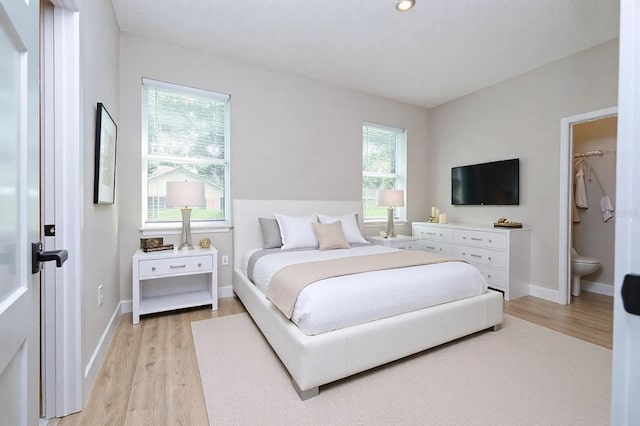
left=573, top=150, right=603, bottom=158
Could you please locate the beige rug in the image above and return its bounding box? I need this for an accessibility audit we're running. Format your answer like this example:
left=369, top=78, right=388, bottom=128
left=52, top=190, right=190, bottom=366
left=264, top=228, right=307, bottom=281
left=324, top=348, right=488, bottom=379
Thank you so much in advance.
left=192, top=313, right=611, bottom=425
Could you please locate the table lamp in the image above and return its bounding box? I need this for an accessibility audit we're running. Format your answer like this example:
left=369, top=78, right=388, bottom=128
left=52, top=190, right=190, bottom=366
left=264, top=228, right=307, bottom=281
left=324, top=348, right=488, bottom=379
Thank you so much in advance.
left=377, top=189, right=404, bottom=238
left=166, top=181, right=206, bottom=249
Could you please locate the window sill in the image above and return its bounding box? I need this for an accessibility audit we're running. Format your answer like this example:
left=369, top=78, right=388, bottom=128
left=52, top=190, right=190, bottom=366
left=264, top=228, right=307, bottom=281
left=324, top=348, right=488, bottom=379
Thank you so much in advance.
left=140, top=221, right=233, bottom=237
left=363, top=220, right=408, bottom=228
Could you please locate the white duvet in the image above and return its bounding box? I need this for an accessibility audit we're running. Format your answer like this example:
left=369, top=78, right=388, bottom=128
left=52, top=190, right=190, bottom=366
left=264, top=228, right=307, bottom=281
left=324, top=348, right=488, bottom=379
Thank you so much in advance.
left=242, top=245, right=488, bottom=335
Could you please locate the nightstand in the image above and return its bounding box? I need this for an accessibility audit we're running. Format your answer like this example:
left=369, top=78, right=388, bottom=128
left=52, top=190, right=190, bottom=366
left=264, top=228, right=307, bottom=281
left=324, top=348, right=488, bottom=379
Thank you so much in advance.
left=367, top=235, right=421, bottom=250
left=132, top=247, right=218, bottom=324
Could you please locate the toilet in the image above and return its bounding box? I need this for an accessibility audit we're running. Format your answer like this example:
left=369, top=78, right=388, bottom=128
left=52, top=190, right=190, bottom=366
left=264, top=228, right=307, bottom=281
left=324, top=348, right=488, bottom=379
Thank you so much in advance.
left=570, top=248, right=600, bottom=297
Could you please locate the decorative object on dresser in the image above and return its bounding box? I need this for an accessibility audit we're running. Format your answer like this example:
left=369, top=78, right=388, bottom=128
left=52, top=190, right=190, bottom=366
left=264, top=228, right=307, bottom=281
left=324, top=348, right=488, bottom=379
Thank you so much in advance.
left=377, top=189, right=404, bottom=238
left=367, top=234, right=420, bottom=249
left=413, top=222, right=531, bottom=300
left=166, top=181, right=206, bottom=250
left=199, top=237, right=211, bottom=249
left=132, top=247, right=217, bottom=324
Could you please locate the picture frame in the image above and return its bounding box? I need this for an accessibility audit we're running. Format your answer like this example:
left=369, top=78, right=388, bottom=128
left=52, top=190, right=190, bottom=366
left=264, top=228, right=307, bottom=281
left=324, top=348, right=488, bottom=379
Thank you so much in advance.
left=93, top=102, right=118, bottom=204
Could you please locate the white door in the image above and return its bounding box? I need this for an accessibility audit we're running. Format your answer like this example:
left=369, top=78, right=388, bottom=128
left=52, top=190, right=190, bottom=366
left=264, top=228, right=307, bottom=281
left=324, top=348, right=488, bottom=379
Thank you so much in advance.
left=611, top=0, right=640, bottom=423
left=0, top=0, right=41, bottom=425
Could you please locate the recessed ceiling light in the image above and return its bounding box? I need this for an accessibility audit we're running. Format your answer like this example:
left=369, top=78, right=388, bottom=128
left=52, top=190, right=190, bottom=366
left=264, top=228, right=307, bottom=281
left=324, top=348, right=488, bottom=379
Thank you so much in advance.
left=395, top=0, right=415, bottom=12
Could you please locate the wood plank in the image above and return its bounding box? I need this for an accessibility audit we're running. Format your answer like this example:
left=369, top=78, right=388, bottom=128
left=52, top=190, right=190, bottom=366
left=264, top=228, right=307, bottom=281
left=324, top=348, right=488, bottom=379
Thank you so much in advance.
left=504, top=291, right=613, bottom=349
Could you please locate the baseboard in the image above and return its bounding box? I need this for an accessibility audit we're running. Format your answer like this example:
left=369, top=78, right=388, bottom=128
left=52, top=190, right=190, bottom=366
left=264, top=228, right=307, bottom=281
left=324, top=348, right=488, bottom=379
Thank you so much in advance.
left=218, top=284, right=234, bottom=298
left=528, top=284, right=559, bottom=303
left=582, top=280, right=614, bottom=297
left=83, top=301, right=122, bottom=400
left=120, top=299, right=132, bottom=313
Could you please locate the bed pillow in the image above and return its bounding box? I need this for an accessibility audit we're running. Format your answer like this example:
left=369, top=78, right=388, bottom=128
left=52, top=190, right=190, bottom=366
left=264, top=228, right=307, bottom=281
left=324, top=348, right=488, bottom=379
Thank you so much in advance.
left=274, top=213, right=318, bottom=250
left=312, top=221, right=351, bottom=251
left=258, top=217, right=282, bottom=249
left=317, top=212, right=368, bottom=244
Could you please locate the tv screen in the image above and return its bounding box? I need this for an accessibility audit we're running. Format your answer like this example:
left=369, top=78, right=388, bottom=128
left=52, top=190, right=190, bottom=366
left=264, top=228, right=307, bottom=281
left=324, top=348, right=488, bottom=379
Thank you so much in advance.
left=451, top=159, right=519, bottom=205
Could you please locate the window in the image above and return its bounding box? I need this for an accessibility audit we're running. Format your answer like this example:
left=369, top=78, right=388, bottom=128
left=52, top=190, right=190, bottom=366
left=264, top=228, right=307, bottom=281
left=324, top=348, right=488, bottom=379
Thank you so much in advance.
left=362, top=123, right=406, bottom=220
left=142, top=78, right=230, bottom=225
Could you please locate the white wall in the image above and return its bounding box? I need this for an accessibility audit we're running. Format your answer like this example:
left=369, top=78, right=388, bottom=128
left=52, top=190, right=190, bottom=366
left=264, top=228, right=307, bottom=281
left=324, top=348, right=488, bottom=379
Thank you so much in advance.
left=572, top=117, right=617, bottom=288
left=79, top=0, right=120, bottom=392
left=428, top=39, right=619, bottom=294
left=118, top=33, right=430, bottom=301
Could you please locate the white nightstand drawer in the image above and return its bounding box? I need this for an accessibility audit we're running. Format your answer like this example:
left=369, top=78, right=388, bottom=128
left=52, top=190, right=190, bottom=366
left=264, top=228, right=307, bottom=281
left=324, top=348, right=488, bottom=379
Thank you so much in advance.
left=474, top=264, right=507, bottom=290
left=421, top=241, right=454, bottom=256
left=388, top=240, right=419, bottom=249
left=453, top=229, right=507, bottom=250
left=139, top=254, right=213, bottom=279
left=453, top=245, right=507, bottom=268
left=413, top=225, right=453, bottom=242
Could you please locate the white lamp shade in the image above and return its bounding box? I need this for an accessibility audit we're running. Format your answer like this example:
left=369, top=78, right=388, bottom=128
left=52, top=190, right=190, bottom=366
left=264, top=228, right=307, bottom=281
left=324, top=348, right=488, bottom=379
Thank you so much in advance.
left=166, top=181, right=206, bottom=208
left=378, top=189, right=405, bottom=207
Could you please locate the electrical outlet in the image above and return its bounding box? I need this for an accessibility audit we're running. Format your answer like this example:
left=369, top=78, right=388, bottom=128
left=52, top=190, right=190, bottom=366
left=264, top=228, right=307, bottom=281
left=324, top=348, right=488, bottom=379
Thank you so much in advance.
left=98, top=285, right=104, bottom=306
left=221, top=255, right=229, bottom=266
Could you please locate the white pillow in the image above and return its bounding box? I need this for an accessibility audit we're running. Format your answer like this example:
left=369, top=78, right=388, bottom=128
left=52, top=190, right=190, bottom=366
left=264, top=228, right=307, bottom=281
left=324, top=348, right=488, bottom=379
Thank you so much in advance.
left=317, top=212, right=368, bottom=244
left=274, top=213, right=318, bottom=250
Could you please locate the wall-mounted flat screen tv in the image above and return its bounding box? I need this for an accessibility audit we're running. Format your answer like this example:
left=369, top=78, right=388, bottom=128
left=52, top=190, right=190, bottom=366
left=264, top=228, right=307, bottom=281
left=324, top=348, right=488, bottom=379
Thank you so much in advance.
left=451, top=158, right=519, bottom=205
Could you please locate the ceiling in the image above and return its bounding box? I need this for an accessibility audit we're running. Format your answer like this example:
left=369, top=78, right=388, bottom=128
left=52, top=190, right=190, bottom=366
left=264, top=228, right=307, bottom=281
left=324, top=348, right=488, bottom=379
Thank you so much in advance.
left=111, top=0, right=619, bottom=109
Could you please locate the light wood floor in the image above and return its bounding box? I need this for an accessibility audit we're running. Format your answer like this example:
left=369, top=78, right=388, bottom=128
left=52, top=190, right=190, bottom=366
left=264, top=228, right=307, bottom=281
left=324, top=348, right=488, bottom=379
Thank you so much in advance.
left=55, top=292, right=612, bottom=425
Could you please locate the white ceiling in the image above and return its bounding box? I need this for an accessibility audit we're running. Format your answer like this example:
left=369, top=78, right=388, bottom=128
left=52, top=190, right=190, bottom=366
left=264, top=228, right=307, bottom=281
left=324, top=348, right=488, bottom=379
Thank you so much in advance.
left=111, top=0, right=619, bottom=108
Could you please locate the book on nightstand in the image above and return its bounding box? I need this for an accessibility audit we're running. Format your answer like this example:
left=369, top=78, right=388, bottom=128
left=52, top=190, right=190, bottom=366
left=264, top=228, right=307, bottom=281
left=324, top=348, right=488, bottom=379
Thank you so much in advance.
left=142, top=244, right=174, bottom=252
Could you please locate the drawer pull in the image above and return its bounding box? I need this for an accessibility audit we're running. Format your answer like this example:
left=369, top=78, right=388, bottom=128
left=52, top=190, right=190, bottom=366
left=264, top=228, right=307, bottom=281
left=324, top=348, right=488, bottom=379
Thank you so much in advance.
left=489, top=239, right=492, bottom=243
left=151, top=267, right=156, bottom=271
left=426, top=245, right=435, bottom=249
left=170, top=264, right=187, bottom=269
left=487, top=274, right=492, bottom=278
left=470, top=253, right=482, bottom=258
left=471, top=237, right=483, bottom=241
left=488, top=257, right=492, bottom=261
left=198, top=263, right=202, bottom=267
left=426, top=232, right=436, bottom=236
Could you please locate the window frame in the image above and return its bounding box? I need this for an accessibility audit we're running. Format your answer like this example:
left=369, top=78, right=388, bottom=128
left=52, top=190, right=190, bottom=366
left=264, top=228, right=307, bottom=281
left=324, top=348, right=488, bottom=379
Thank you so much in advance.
left=362, top=122, right=407, bottom=222
left=140, top=78, right=231, bottom=230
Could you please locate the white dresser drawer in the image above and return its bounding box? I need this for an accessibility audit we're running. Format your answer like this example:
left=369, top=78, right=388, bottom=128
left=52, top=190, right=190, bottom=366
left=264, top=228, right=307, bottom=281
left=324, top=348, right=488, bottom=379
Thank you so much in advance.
left=139, top=254, right=214, bottom=279
left=453, top=245, right=507, bottom=268
left=413, top=225, right=453, bottom=242
left=421, top=241, right=454, bottom=256
left=474, top=264, right=507, bottom=291
left=453, top=229, right=507, bottom=250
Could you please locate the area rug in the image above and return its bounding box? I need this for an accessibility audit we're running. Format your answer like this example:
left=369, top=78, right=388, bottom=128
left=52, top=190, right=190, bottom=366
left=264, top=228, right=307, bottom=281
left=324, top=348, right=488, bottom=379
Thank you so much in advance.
left=192, top=313, right=611, bottom=425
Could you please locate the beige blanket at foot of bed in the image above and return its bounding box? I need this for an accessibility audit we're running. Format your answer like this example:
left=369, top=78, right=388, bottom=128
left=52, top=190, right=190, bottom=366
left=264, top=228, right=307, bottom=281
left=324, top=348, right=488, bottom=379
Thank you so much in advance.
left=267, top=250, right=461, bottom=318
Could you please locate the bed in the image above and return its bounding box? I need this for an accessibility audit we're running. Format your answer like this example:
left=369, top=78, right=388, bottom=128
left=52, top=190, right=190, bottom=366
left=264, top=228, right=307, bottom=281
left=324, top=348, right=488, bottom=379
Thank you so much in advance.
left=232, top=199, right=504, bottom=399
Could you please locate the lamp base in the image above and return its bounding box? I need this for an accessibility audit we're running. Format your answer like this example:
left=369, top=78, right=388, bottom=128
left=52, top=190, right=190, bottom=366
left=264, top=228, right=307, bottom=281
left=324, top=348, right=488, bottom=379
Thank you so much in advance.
left=386, top=207, right=396, bottom=238
left=179, top=208, right=194, bottom=250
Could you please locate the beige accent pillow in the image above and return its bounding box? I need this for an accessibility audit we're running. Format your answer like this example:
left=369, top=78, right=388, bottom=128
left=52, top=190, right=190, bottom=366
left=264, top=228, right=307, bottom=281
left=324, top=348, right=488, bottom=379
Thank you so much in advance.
left=311, top=221, right=351, bottom=251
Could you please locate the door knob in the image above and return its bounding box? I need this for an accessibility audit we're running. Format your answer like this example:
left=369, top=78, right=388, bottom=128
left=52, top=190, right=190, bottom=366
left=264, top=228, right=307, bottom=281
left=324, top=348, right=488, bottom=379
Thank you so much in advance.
left=622, top=274, right=640, bottom=315
left=32, top=242, right=69, bottom=274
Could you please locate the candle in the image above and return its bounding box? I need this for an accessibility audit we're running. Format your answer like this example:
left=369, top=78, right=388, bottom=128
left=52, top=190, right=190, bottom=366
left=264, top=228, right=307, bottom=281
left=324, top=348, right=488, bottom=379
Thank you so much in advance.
left=431, top=207, right=436, bottom=217
left=435, top=208, right=440, bottom=218
left=440, top=213, right=448, bottom=224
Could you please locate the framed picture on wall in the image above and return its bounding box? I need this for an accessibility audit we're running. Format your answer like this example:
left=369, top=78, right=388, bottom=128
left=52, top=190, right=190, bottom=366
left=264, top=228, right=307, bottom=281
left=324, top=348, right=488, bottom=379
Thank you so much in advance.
left=93, top=102, right=118, bottom=204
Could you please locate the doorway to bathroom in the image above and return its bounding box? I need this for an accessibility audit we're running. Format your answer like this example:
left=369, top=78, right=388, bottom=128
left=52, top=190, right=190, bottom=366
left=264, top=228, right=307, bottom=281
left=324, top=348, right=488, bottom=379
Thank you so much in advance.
left=559, top=107, right=617, bottom=305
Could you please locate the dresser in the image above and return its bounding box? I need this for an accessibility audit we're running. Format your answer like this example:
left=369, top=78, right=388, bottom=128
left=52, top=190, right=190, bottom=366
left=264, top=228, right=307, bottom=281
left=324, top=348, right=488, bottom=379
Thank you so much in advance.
left=412, top=222, right=531, bottom=301
left=132, top=247, right=218, bottom=324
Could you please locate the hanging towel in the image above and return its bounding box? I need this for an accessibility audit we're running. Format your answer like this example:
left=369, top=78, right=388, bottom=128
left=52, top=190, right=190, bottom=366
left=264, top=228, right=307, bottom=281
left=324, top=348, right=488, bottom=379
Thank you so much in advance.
left=600, top=195, right=614, bottom=222
left=575, top=164, right=588, bottom=209
left=572, top=190, right=581, bottom=223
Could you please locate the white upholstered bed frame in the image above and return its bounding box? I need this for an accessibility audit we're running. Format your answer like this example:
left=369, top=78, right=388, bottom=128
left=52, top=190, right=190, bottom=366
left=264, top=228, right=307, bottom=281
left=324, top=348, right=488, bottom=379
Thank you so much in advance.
left=232, top=199, right=504, bottom=399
